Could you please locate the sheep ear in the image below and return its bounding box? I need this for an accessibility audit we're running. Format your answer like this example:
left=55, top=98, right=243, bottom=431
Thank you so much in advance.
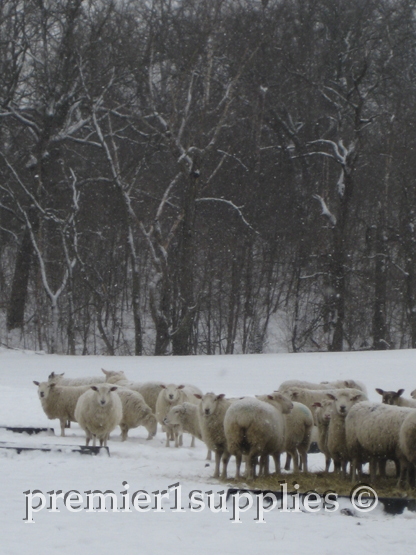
left=267, top=395, right=273, bottom=400
left=326, top=393, right=336, bottom=400
left=217, top=394, right=225, bottom=400
left=351, top=394, right=363, bottom=402
left=101, top=369, right=109, bottom=375
left=397, top=389, right=405, bottom=397
left=177, top=385, right=185, bottom=390
left=49, top=383, right=56, bottom=388
left=194, top=394, right=202, bottom=399
left=160, top=384, right=166, bottom=389
left=33, top=381, right=40, bottom=386
left=110, top=386, right=118, bottom=392
left=91, top=386, right=98, bottom=391
left=291, top=392, right=298, bottom=399
left=312, top=402, right=322, bottom=408
left=375, top=388, right=384, bottom=396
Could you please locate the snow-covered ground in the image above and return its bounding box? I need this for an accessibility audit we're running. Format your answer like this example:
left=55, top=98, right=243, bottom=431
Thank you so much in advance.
left=1, top=348, right=416, bottom=554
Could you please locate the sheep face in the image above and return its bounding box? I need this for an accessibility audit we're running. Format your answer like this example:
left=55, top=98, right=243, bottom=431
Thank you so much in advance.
left=326, top=391, right=364, bottom=416
left=102, top=369, right=127, bottom=383
left=312, top=399, right=333, bottom=425
left=34, top=381, right=54, bottom=400
left=161, top=384, right=185, bottom=405
left=265, top=392, right=293, bottom=414
left=48, top=372, right=64, bottom=382
left=91, top=384, right=118, bottom=406
left=199, top=392, right=225, bottom=417
left=164, top=405, right=185, bottom=427
left=375, top=388, right=405, bottom=405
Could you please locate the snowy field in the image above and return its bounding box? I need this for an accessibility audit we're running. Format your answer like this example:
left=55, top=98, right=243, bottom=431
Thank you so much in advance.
left=1, top=347, right=416, bottom=555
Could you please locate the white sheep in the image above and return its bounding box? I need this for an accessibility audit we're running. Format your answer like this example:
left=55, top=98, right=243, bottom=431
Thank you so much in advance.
left=116, top=388, right=157, bottom=441
left=156, top=383, right=202, bottom=447
left=346, top=401, right=415, bottom=485
left=325, top=388, right=367, bottom=477
left=74, top=384, right=123, bottom=447
left=311, top=399, right=333, bottom=472
left=102, top=369, right=164, bottom=414
left=101, top=368, right=129, bottom=383
left=33, top=381, right=91, bottom=436
left=257, top=394, right=313, bottom=473
left=411, top=389, right=416, bottom=399
left=48, top=371, right=106, bottom=386
left=278, top=379, right=367, bottom=396
left=399, top=410, right=416, bottom=487
left=195, top=392, right=232, bottom=479
left=375, top=388, right=416, bottom=408
left=282, top=386, right=338, bottom=413
left=163, top=402, right=211, bottom=459
left=224, top=394, right=293, bottom=480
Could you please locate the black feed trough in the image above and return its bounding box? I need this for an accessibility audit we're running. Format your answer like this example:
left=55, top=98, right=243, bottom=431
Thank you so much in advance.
left=0, top=426, right=55, bottom=435
left=0, top=442, right=110, bottom=456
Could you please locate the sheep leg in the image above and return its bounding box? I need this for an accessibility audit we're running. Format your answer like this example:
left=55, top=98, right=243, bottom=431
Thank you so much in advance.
left=407, top=463, right=415, bottom=489
left=397, top=457, right=408, bottom=488
left=165, top=430, right=170, bottom=447
left=120, top=425, right=128, bottom=441
left=92, top=435, right=97, bottom=447
left=179, top=433, right=183, bottom=446
left=273, top=454, right=281, bottom=474
left=206, top=449, right=212, bottom=461
left=261, top=455, right=270, bottom=476
left=190, top=435, right=195, bottom=448
left=291, top=451, right=299, bottom=473
left=221, top=452, right=229, bottom=480
left=325, top=457, right=331, bottom=473
left=60, top=418, right=66, bottom=437
left=248, top=454, right=257, bottom=480
left=369, top=458, right=377, bottom=483
left=214, top=450, right=222, bottom=479
left=284, top=453, right=292, bottom=471
left=299, top=449, right=308, bottom=473
left=235, top=453, right=242, bottom=479
left=378, top=459, right=386, bottom=478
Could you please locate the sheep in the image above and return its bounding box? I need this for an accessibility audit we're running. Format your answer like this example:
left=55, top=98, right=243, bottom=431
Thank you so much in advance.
left=311, top=399, right=333, bottom=472
left=411, top=389, right=416, bottom=399
left=33, top=381, right=91, bottom=436
left=282, top=386, right=339, bottom=414
left=399, top=410, right=416, bottom=487
left=101, top=368, right=129, bottom=384
left=102, top=369, right=164, bottom=413
left=224, top=394, right=293, bottom=481
left=257, top=394, right=313, bottom=473
left=155, top=384, right=203, bottom=447
left=163, top=402, right=211, bottom=459
left=116, top=388, right=157, bottom=441
left=346, top=401, right=415, bottom=485
left=195, top=392, right=233, bottom=479
left=74, top=384, right=123, bottom=447
left=325, top=388, right=367, bottom=477
left=376, top=388, right=416, bottom=408
left=278, top=379, right=367, bottom=396
left=48, top=371, right=106, bottom=386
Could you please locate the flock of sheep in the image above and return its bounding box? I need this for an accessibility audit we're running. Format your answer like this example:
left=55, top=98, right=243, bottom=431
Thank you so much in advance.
left=33, top=371, right=416, bottom=488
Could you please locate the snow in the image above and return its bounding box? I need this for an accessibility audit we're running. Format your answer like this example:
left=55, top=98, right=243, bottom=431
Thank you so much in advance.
left=1, top=348, right=416, bottom=554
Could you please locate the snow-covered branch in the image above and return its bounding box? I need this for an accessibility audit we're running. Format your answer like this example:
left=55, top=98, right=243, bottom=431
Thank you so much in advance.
left=312, top=194, right=337, bottom=226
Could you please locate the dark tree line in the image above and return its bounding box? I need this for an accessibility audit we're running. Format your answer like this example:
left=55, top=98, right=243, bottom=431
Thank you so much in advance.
left=1, top=0, right=416, bottom=355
